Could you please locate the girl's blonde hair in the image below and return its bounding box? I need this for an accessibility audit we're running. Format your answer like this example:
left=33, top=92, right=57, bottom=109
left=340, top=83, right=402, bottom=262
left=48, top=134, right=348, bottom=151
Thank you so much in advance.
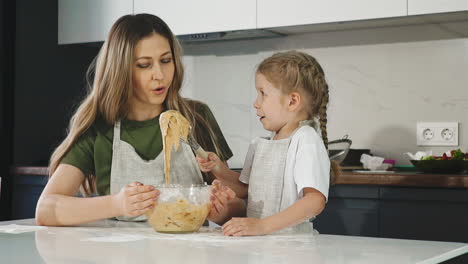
left=257, top=51, right=340, bottom=183
left=49, top=14, right=224, bottom=195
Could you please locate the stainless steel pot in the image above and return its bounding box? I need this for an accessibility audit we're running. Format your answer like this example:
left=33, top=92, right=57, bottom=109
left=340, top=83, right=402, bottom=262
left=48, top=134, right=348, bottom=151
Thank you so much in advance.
left=328, top=135, right=352, bottom=164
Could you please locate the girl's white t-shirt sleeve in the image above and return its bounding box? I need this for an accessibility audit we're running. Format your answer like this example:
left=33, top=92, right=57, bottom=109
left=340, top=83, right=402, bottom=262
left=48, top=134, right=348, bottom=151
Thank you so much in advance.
left=294, top=140, right=330, bottom=201
left=239, top=139, right=258, bottom=184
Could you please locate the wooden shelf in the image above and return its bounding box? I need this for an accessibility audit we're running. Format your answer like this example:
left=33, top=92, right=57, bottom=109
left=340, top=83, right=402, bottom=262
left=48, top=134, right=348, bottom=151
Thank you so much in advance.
left=12, top=166, right=48, bottom=176
left=12, top=166, right=468, bottom=188
left=336, top=171, right=468, bottom=188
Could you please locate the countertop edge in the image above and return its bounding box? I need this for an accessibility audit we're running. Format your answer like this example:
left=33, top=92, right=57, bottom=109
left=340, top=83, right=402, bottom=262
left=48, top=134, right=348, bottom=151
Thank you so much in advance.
left=422, top=245, right=468, bottom=264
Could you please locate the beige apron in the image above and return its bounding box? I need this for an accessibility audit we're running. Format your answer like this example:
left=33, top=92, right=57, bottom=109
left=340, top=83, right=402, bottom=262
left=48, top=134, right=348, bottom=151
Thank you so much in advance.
left=110, top=120, right=204, bottom=221
left=247, top=122, right=315, bottom=233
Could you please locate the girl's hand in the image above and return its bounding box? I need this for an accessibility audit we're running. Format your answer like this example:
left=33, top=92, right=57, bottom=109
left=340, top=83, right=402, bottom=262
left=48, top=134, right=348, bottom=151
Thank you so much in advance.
left=222, top=217, right=267, bottom=237
left=206, top=180, right=236, bottom=224
left=196, top=152, right=222, bottom=172
left=112, top=182, right=159, bottom=217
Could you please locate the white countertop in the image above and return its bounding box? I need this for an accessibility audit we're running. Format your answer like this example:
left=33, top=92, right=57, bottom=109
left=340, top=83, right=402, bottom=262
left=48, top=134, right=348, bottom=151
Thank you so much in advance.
left=0, top=219, right=467, bottom=264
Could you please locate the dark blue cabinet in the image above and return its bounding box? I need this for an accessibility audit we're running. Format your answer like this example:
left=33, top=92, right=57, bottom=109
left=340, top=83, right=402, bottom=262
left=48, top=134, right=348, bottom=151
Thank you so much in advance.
left=379, top=187, right=468, bottom=243
left=314, top=185, right=468, bottom=243
left=12, top=175, right=48, bottom=219
left=314, top=185, right=379, bottom=237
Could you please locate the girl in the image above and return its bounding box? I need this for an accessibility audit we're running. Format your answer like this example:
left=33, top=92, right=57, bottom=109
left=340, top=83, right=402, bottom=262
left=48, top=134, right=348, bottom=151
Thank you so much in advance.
left=197, top=51, right=339, bottom=236
left=36, top=14, right=244, bottom=226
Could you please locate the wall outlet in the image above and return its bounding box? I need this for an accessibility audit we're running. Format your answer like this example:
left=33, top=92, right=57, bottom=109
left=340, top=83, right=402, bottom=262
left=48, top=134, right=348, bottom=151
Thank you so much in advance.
left=416, top=122, right=459, bottom=146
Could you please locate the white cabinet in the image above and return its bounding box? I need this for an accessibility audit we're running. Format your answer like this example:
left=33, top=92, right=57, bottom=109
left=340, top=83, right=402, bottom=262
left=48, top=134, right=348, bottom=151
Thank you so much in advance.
left=134, top=0, right=256, bottom=35
left=408, top=0, right=468, bottom=15
left=257, top=0, right=407, bottom=28
left=58, top=0, right=468, bottom=44
left=58, top=0, right=133, bottom=44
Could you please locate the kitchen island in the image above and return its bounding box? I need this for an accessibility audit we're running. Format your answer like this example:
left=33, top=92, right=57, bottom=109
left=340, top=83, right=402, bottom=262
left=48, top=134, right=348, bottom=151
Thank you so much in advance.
left=0, top=219, right=467, bottom=264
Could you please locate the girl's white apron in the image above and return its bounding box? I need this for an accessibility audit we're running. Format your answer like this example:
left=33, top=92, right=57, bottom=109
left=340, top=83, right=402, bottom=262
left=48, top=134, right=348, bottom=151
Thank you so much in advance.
left=247, top=121, right=316, bottom=233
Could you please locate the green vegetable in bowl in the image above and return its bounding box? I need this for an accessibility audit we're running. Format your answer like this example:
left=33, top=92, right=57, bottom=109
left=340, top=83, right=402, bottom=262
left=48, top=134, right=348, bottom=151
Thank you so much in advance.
left=421, top=149, right=467, bottom=161
left=451, top=149, right=464, bottom=160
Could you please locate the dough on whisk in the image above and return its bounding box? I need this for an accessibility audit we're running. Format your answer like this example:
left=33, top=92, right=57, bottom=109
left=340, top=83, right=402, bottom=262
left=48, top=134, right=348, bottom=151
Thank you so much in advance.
left=159, top=110, right=191, bottom=185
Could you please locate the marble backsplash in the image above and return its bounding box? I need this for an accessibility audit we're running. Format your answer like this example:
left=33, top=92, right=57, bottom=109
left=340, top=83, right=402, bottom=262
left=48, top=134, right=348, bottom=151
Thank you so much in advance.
left=180, top=21, right=468, bottom=168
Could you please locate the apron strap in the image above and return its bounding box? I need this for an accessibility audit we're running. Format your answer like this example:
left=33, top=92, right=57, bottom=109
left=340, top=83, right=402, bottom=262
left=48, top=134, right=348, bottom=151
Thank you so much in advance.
left=113, top=120, right=121, bottom=147
left=270, top=120, right=317, bottom=140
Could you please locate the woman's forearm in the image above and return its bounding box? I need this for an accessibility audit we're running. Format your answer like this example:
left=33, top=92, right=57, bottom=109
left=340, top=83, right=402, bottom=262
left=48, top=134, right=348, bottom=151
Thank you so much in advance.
left=227, top=197, right=246, bottom=218
left=262, top=191, right=325, bottom=234
left=36, top=194, right=118, bottom=226
left=212, top=197, right=247, bottom=225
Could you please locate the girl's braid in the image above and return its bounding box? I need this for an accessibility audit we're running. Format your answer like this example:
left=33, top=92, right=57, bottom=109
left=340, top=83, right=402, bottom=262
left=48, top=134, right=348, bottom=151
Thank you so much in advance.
left=318, top=80, right=329, bottom=149
left=317, top=70, right=340, bottom=184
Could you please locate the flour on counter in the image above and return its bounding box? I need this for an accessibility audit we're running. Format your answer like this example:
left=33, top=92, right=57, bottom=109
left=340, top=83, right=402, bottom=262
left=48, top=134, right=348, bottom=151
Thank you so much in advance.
left=79, top=226, right=317, bottom=244
left=147, top=227, right=317, bottom=243
left=83, top=234, right=148, bottom=242
left=0, top=224, right=46, bottom=234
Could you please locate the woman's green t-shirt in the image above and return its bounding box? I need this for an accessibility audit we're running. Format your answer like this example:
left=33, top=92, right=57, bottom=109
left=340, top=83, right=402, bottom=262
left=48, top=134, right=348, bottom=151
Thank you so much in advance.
left=61, top=103, right=233, bottom=195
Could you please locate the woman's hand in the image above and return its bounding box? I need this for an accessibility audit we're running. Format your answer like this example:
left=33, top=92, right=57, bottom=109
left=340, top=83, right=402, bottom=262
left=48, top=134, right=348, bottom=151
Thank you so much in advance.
left=206, top=180, right=237, bottom=224
left=112, top=182, right=159, bottom=217
left=222, top=217, right=268, bottom=237
left=196, top=152, right=223, bottom=172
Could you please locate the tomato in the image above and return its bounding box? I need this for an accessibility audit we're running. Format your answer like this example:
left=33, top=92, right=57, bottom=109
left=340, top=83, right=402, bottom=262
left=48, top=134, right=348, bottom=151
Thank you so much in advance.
left=442, top=153, right=448, bottom=160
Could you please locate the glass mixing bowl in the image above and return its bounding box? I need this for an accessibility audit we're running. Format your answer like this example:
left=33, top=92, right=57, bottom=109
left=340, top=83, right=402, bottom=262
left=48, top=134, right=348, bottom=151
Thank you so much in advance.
left=146, top=184, right=212, bottom=233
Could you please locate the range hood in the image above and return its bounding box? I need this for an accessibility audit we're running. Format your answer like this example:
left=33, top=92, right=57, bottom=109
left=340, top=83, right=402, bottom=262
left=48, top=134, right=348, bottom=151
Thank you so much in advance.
left=177, top=29, right=285, bottom=43
left=177, top=11, right=468, bottom=44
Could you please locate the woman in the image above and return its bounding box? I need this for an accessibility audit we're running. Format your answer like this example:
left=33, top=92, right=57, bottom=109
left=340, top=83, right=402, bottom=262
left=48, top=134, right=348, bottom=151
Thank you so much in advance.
left=36, top=14, right=244, bottom=226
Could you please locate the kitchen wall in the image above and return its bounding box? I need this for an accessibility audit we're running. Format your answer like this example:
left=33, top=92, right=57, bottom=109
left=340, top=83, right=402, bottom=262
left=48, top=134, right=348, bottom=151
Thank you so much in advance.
left=11, top=0, right=468, bottom=169
left=181, top=21, right=468, bottom=168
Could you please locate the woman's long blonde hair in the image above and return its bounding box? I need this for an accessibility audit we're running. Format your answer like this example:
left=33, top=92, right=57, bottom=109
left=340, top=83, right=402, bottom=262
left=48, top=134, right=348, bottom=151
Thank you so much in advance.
left=50, top=14, right=223, bottom=195
left=257, top=51, right=340, bottom=184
